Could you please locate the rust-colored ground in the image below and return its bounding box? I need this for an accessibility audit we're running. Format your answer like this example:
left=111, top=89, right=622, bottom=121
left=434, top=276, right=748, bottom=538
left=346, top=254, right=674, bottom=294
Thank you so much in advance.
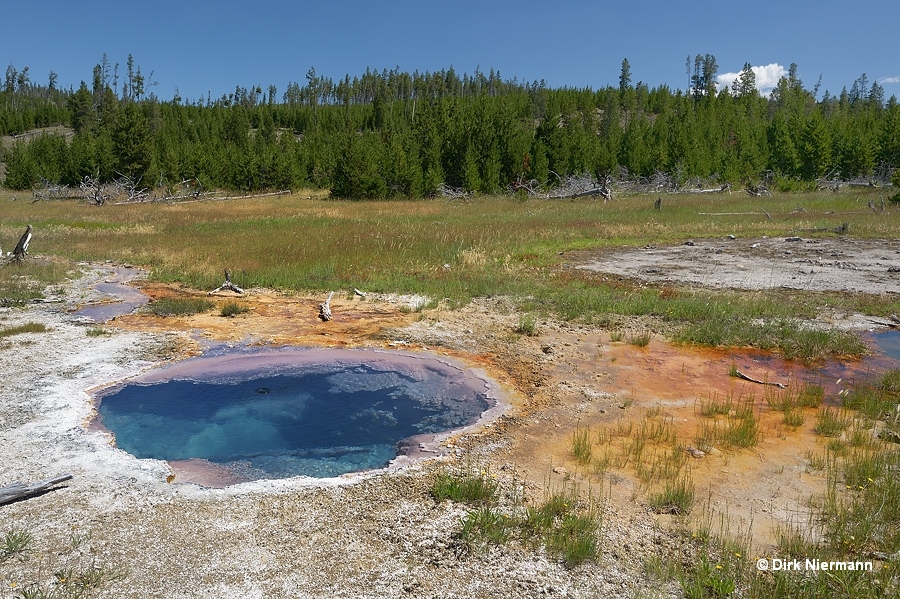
left=106, top=281, right=883, bottom=552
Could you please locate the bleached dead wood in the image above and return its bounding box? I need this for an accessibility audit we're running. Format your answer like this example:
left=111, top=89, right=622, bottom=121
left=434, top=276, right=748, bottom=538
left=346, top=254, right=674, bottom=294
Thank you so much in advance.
left=687, top=183, right=732, bottom=194
left=11, top=225, right=33, bottom=261
left=353, top=288, right=366, bottom=297
left=319, top=291, right=334, bottom=321
left=745, top=184, right=770, bottom=197
left=0, top=473, right=72, bottom=505
left=208, top=269, right=244, bottom=295
left=734, top=369, right=786, bottom=389
left=438, top=184, right=469, bottom=200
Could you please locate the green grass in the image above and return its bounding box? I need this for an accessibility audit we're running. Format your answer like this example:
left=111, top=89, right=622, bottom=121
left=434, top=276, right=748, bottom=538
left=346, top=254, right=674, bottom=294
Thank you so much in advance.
left=145, top=297, right=214, bottom=317
left=0, top=260, right=75, bottom=305
left=430, top=471, right=498, bottom=504
left=571, top=427, right=593, bottom=465
left=1, top=529, right=32, bottom=562
left=514, top=313, right=537, bottom=336
left=437, top=469, right=602, bottom=568
left=647, top=474, right=695, bottom=515
left=219, top=301, right=251, bottom=317
left=0, top=322, right=47, bottom=337
left=1, top=189, right=893, bottom=360
left=86, top=327, right=112, bottom=337
left=815, top=407, right=852, bottom=437
left=628, top=329, right=652, bottom=347
left=782, top=408, right=805, bottom=428
left=649, top=372, right=900, bottom=599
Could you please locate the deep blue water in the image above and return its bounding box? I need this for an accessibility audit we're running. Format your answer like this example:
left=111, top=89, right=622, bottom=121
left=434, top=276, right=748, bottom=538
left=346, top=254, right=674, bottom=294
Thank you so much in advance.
left=98, top=362, right=489, bottom=479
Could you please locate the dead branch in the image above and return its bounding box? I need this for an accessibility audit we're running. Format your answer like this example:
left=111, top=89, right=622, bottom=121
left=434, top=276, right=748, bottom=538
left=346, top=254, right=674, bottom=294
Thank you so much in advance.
left=80, top=171, right=109, bottom=205
left=208, top=269, right=244, bottom=295
left=746, top=184, right=770, bottom=197
left=319, top=291, right=334, bottom=321
left=547, top=174, right=612, bottom=200
left=687, top=183, right=732, bottom=194
left=438, top=184, right=469, bottom=201
left=734, top=369, right=786, bottom=389
left=0, top=473, right=72, bottom=505
left=113, top=172, right=150, bottom=202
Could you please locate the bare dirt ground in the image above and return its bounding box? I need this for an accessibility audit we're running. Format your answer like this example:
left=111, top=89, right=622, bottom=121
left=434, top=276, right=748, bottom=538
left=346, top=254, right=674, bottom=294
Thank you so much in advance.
left=576, top=235, right=900, bottom=295
left=1, top=244, right=896, bottom=598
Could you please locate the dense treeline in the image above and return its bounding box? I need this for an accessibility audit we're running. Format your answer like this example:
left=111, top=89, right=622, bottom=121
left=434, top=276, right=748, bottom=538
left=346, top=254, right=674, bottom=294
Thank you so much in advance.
left=2, top=56, right=899, bottom=198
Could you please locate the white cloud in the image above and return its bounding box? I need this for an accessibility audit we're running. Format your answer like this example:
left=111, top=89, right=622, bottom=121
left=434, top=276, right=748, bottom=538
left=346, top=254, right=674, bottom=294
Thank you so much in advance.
left=716, top=63, right=788, bottom=93
left=879, top=76, right=900, bottom=84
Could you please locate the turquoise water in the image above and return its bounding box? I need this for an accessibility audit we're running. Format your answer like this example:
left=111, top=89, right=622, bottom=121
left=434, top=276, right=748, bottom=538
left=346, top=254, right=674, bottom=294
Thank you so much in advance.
left=98, top=359, right=490, bottom=480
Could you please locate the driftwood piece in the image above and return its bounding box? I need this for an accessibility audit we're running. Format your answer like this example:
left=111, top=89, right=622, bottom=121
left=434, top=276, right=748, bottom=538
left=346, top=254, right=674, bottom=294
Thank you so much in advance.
left=0, top=473, right=72, bottom=505
left=11, top=225, right=33, bottom=261
left=208, top=269, right=244, bottom=295
left=353, top=288, right=367, bottom=298
left=319, top=291, right=334, bottom=321
left=734, top=369, right=786, bottom=389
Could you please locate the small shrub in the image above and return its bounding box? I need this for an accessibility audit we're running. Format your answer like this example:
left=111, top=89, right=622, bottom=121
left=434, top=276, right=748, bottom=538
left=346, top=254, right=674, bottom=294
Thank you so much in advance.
left=146, top=297, right=214, bottom=317
left=220, top=301, right=251, bottom=317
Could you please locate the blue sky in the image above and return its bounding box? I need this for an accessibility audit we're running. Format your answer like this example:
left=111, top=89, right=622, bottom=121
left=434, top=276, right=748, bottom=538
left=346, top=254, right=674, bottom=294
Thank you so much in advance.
left=3, top=1, right=897, bottom=103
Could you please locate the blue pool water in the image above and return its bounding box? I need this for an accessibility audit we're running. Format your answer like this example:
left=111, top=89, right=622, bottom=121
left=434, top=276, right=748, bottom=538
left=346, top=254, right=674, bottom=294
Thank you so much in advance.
left=96, top=349, right=493, bottom=480
left=873, top=330, right=900, bottom=361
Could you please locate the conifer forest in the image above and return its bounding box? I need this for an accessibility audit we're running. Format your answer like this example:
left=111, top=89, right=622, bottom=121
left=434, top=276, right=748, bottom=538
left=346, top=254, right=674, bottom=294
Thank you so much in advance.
left=2, top=55, right=899, bottom=199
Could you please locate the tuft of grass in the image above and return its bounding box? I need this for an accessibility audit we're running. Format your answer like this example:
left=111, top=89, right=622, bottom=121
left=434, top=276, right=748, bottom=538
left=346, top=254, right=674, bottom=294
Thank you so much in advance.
left=515, top=313, right=537, bottom=336
left=457, top=506, right=513, bottom=549
left=628, top=329, right=652, bottom=347
left=0, top=322, right=47, bottom=337
left=696, top=398, right=760, bottom=449
left=609, top=330, right=624, bottom=342
left=814, top=407, right=851, bottom=437
left=430, top=471, right=497, bottom=504
left=145, top=297, right=214, bottom=317
left=86, top=327, right=112, bottom=337
left=782, top=408, right=805, bottom=428
left=648, top=474, right=695, bottom=515
left=699, top=393, right=733, bottom=417
left=219, top=301, right=251, bottom=317
left=571, top=427, right=593, bottom=466
left=1, top=529, right=33, bottom=562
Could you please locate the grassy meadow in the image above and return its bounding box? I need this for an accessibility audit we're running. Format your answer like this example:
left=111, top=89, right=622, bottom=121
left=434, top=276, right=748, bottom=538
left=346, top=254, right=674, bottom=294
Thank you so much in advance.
left=1, top=187, right=898, bottom=357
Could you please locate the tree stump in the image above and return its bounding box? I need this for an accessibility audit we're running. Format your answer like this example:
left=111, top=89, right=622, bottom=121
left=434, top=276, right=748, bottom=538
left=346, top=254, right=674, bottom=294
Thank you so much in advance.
left=11, top=225, right=33, bottom=261
left=208, top=269, right=244, bottom=295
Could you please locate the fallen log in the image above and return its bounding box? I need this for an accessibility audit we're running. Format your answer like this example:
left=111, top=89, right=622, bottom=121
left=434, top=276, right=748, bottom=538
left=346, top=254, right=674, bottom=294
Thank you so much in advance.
left=734, top=369, right=786, bottom=389
left=208, top=269, right=244, bottom=295
left=0, top=473, right=73, bottom=506
left=319, top=291, right=334, bottom=321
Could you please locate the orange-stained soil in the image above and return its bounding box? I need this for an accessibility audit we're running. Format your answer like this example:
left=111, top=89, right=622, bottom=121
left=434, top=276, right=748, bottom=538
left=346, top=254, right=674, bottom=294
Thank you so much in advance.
left=102, top=280, right=887, bottom=552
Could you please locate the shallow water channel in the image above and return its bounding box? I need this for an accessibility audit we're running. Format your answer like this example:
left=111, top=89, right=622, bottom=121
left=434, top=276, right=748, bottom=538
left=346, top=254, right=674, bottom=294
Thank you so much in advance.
left=92, top=347, right=502, bottom=482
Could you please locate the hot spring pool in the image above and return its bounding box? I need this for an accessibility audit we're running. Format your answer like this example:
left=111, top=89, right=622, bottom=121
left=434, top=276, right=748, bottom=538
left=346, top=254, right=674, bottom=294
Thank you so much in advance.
left=93, top=348, right=502, bottom=482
